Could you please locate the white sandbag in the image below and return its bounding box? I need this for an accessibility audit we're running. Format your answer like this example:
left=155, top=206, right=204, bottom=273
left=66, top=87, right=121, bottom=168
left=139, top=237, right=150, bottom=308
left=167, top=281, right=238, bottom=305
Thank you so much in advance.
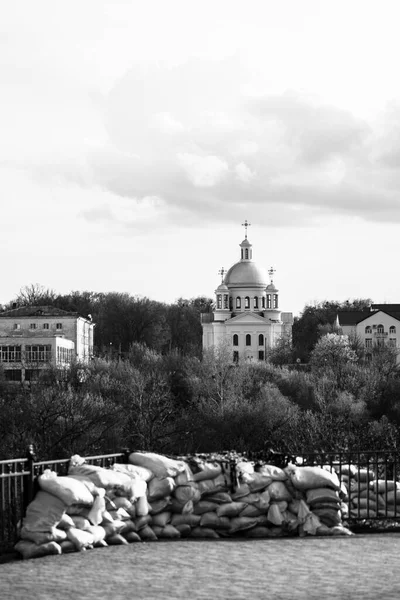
left=15, top=539, right=62, bottom=560
left=285, top=463, right=340, bottom=491
left=68, top=464, right=133, bottom=495
left=57, top=513, right=75, bottom=530
left=87, top=494, right=106, bottom=526
left=173, top=483, right=201, bottom=505
left=85, top=525, right=107, bottom=544
left=23, top=490, right=67, bottom=533
left=129, top=452, right=187, bottom=478
left=257, top=464, right=287, bottom=481
left=241, top=472, right=273, bottom=492
left=297, top=499, right=312, bottom=524
left=354, top=469, right=375, bottom=482
left=103, top=520, right=126, bottom=536
left=66, top=527, right=94, bottom=550
left=267, top=504, right=284, bottom=526
left=175, top=463, right=194, bottom=485
left=216, top=502, right=248, bottom=518
left=231, top=483, right=251, bottom=500
left=136, top=495, right=151, bottom=516
left=267, top=481, right=292, bottom=502
left=20, top=526, right=67, bottom=545
left=149, top=497, right=172, bottom=514
left=112, top=462, right=154, bottom=482
left=147, top=477, right=176, bottom=502
left=38, top=470, right=94, bottom=506
left=192, top=462, right=223, bottom=482
left=303, top=512, right=323, bottom=535
left=196, top=474, right=229, bottom=496
left=240, top=490, right=270, bottom=510
left=70, top=516, right=91, bottom=530
left=369, top=480, right=398, bottom=493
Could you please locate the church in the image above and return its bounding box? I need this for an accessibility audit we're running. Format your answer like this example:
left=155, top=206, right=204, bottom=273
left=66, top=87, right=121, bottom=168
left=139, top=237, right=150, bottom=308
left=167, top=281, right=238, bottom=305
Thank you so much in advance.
left=201, top=222, right=293, bottom=362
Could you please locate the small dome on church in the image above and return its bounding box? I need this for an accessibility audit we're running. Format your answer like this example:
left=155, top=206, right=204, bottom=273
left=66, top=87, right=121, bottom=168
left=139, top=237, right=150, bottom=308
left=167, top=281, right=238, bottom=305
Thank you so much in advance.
left=240, top=238, right=251, bottom=247
left=266, top=282, right=278, bottom=291
left=225, top=261, right=268, bottom=286
left=216, top=282, right=229, bottom=291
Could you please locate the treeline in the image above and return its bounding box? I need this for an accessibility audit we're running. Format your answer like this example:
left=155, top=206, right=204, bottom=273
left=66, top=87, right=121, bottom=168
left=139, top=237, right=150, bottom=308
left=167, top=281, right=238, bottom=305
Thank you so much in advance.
left=1, top=339, right=399, bottom=460
left=1, top=284, right=373, bottom=361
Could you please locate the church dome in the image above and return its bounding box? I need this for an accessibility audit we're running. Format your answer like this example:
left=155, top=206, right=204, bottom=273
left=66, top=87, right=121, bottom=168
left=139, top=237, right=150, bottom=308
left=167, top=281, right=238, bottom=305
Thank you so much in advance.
left=266, top=282, right=278, bottom=291
left=224, top=261, right=268, bottom=287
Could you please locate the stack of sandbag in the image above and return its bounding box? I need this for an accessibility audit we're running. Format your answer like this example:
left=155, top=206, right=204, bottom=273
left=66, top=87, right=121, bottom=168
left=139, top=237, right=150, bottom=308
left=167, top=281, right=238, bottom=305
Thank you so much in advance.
left=336, top=465, right=400, bottom=520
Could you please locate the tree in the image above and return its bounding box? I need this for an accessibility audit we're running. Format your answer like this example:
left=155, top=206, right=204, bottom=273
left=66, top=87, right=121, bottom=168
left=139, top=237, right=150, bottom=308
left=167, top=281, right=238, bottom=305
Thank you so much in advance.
left=310, top=333, right=358, bottom=388
left=5, top=284, right=57, bottom=308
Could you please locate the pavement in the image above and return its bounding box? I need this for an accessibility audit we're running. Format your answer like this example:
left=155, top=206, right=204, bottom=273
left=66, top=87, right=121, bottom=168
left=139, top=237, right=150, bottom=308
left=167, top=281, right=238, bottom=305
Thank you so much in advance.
left=2, top=535, right=400, bottom=600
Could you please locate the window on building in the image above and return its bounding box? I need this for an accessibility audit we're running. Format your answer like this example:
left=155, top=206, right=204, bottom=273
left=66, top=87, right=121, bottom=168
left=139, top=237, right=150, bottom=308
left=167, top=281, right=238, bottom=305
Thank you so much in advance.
left=43, top=323, right=49, bottom=330
left=224, top=295, right=228, bottom=309
left=246, top=334, right=251, bottom=346
left=29, top=323, right=37, bottom=329
left=0, top=346, right=22, bottom=362
left=233, top=351, right=239, bottom=363
left=229, top=297, right=233, bottom=310
left=365, top=338, right=372, bottom=348
left=245, top=248, right=249, bottom=259
left=254, top=297, right=258, bottom=309
left=262, top=297, right=265, bottom=309
left=389, top=338, right=397, bottom=347
left=25, top=345, right=52, bottom=362
left=217, top=295, right=222, bottom=309
left=267, top=295, right=271, bottom=309
left=258, top=334, right=264, bottom=346
left=365, top=326, right=372, bottom=334
left=245, top=296, right=250, bottom=309
left=5, top=369, right=22, bottom=381
left=236, top=297, right=241, bottom=309
left=389, top=326, right=396, bottom=335
left=13, top=324, right=20, bottom=330
left=241, top=249, right=244, bottom=259
left=377, top=324, right=384, bottom=334
left=273, top=294, right=278, bottom=309
left=258, top=350, right=265, bottom=361
left=25, top=369, right=40, bottom=382
left=233, top=334, right=238, bottom=346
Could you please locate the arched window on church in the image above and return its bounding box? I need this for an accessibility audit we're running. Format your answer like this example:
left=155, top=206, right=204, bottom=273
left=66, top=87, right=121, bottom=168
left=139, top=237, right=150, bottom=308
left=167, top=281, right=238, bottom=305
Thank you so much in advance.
left=236, top=297, right=241, bottom=309
left=254, top=297, right=258, bottom=309
left=217, top=295, right=222, bottom=309
left=258, top=334, right=264, bottom=346
left=233, top=334, right=238, bottom=346
left=229, top=296, right=233, bottom=310
left=245, top=296, right=250, bottom=309
left=245, top=248, right=249, bottom=259
left=223, top=295, right=228, bottom=309
left=267, top=294, right=271, bottom=309
left=273, top=294, right=278, bottom=309
left=246, top=334, right=251, bottom=346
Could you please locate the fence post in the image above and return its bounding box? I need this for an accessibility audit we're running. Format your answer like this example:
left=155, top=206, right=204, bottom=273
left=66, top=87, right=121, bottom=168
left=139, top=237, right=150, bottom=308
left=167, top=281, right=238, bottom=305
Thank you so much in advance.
left=23, top=444, right=36, bottom=518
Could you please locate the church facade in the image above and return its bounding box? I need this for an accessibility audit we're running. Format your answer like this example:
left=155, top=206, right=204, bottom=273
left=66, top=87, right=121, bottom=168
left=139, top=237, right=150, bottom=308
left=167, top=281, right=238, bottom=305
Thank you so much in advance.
left=201, top=224, right=293, bottom=362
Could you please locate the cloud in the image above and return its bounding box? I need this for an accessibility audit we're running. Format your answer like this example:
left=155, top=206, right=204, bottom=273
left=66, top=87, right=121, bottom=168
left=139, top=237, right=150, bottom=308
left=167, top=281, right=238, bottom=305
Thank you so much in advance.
left=177, top=153, right=229, bottom=187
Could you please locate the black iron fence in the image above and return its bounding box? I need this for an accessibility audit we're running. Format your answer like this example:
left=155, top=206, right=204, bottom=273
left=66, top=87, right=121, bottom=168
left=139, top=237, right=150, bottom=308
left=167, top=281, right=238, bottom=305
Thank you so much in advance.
left=2, top=448, right=400, bottom=555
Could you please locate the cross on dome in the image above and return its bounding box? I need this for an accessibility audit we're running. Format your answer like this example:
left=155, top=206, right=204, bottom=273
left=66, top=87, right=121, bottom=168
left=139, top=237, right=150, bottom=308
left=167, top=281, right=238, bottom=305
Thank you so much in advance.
left=241, top=220, right=251, bottom=239
left=218, top=267, right=226, bottom=283
left=268, top=267, right=276, bottom=283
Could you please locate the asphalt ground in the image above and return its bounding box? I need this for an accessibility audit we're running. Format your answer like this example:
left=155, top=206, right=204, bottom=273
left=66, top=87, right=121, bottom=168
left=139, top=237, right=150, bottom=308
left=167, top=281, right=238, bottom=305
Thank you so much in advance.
left=2, top=535, right=400, bottom=600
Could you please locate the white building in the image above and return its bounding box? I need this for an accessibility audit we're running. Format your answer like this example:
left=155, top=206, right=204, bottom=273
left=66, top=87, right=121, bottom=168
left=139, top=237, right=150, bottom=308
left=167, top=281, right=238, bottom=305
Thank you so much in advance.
left=337, top=304, right=400, bottom=361
left=0, top=305, right=94, bottom=382
left=201, top=227, right=293, bottom=362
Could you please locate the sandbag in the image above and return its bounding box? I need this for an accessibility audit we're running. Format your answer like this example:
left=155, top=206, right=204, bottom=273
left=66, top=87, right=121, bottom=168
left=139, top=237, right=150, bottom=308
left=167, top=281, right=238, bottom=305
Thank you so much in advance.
left=306, top=488, right=340, bottom=506
left=267, top=504, right=284, bottom=526
left=171, top=514, right=201, bottom=528
left=192, top=462, right=223, bottom=482
left=129, top=452, right=186, bottom=478
left=240, top=490, right=270, bottom=510
left=23, top=490, right=67, bottom=533
left=112, top=462, right=154, bottom=482
left=175, top=464, right=194, bottom=485
left=87, top=494, right=106, bottom=526
left=241, top=472, right=273, bottom=492
left=138, top=525, right=158, bottom=541
left=229, top=517, right=258, bottom=533
left=267, top=481, right=292, bottom=502
left=85, top=525, right=106, bottom=544
left=285, top=464, right=340, bottom=491
left=193, top=501, right=219, bottom=515
left=107, top=533, right=129, bottom=545
left=136, top=495, right=151, bottom=517
left=174, top=523, right=192, bottom=537
left=57, top=513, right=75, bottom=530
left=312, top=508, right=341, bottom=527
left=15, top=540, right=62, bottom=560
left=20, top=527, right=67, bottom=545
left=354, top=469, right=375, bottom=483
left=231, top=483, right=251, bottom=500
left=196, top=474, right=229, bottom=496
left=147, top=477, right=176, bottom=502
left=206, top=492, right=232, bottom=504
left=152, top=524, right=181, bottom=539
left=173, top=483, right=201, bottom=505
left=385, top=489, right=400, bottom=504
left=216, top=502, right=248, bottom=518
left=124, top=531, right=142, bottom=543
left=38, top=470, right=94, bottom=506
left=70, top=516, right=91, bottom=530
left=190, top=527, right=220, bottom=539
left=68, top=464, right=133, bottom=496
left=369, top=480, right=398, bottom=493
left=257, top=464, right=287, bottom=481
left=66, top=527, right=94, bottom=550
left=134, top=515, right=152, bottom=531
left=151, top=511, right=172, bottom=527
left=200, top=513, right=230, bottom=530
left=149, top=497, right=171, bottom=515
left=240, top=504, right=265, bottom=518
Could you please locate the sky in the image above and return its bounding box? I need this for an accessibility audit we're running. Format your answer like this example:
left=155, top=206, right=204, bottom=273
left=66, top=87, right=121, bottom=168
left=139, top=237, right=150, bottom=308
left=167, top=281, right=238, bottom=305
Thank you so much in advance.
left=1, top=0, right=400, bottom=317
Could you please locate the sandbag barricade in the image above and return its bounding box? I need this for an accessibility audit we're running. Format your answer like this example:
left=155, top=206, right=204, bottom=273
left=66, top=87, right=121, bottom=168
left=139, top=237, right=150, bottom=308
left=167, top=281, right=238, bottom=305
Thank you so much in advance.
left=15, top=452, right=353, bottom=559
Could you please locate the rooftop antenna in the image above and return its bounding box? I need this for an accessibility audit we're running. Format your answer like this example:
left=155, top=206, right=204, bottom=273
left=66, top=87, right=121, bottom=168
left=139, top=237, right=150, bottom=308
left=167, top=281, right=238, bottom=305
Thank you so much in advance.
left=241, top=219, right=251, bottom=239
left=218, top=267, right=226, bottom=283
left=268, top=266, right=276, bottom=284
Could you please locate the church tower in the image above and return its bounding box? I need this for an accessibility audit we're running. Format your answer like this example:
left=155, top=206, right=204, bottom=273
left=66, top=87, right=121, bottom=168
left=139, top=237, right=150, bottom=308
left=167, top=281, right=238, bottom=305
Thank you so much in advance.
left=201, top=222, right=293, bottom=362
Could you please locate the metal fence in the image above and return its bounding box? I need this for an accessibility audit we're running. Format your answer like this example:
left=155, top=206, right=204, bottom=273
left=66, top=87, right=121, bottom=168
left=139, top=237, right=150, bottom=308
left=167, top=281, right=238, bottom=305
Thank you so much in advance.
left=2, top=448, right=400, bottom=556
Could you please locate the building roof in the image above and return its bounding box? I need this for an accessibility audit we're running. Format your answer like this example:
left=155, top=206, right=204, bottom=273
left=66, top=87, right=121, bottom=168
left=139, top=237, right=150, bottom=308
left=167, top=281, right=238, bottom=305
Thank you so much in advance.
left=371, top=304, right=400, bottom=312
left=0, top=305, right=79, bottom=318
left=224, top=261, right=268, bottom=287
left=337, top=310, right=371, bottom=325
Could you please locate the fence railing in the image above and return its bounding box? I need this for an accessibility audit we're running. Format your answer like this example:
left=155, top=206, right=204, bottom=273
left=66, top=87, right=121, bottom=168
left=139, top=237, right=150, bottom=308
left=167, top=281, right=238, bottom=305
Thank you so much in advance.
left=2, top=448, right=400, bottom=555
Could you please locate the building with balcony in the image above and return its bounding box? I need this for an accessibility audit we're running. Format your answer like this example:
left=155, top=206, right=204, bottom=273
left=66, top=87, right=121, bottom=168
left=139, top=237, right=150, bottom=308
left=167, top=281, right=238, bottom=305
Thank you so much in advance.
left=0, top=305, right=94, bottom=382
left=336, top=304, right=400, bottom=361
left=201, top=224, right=293, bottom=362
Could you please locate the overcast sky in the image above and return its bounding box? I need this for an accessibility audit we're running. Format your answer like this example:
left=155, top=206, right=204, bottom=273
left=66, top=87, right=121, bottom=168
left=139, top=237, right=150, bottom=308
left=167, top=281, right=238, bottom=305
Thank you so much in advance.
left=1, top=0, right=400, bottom=317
